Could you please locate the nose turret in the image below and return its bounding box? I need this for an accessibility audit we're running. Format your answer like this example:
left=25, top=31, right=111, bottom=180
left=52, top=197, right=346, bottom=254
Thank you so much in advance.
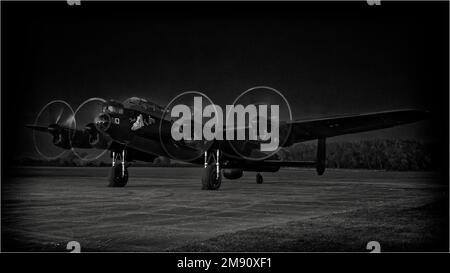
left=95, top=113, right=111, bottom=132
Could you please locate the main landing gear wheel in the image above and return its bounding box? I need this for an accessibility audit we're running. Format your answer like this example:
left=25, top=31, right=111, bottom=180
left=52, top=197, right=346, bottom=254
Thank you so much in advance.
left=108, top=150, right=128, bottom=187
left=108, top=164, right=128, bottom=187
left=256, top=173, right=263, bottom=184
left=202, top=164, right=222, bottom=190
left=202, top=149, right=222, bottom=190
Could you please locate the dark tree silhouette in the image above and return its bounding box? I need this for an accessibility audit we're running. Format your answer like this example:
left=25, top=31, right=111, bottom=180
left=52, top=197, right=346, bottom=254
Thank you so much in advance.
left=278, top=139, right=434, bottom=171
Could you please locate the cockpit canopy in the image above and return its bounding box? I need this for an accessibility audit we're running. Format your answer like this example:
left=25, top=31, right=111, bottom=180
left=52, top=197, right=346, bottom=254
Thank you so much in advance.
left=123, top=97, right=166, bottom=118
left=102, top=101, right=124, bottom=114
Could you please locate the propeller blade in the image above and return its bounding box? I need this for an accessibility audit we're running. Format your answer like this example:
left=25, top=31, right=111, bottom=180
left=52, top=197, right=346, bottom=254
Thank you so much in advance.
left=54, top=107, right=64, bottom=124
left=29, top=100, right=75, bottom=160
left=71, top=97, right=108, bottom=162
left=62, top=114, right=76, bottom=127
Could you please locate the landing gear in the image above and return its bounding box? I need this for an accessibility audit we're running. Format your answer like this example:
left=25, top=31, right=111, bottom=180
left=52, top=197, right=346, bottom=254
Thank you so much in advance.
left=256, top=173, right=263, bottom=184
left=108, top=150, right=128, bottom=187
left=202, top=164, right=222, bottom=190
left=202, top=149, right=222, bottom=190
left=109, top=164, right=128, bottom=187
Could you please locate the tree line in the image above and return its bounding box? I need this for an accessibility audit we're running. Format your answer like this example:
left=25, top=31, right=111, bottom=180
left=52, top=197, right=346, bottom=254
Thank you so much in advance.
left=277, top=139, right=435, bottom=171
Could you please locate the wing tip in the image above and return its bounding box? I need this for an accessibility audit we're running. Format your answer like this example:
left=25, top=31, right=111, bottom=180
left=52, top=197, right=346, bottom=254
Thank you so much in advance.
left=25, top=124, right=51, bottom=133
left=399, top=109, right=430, bottom=121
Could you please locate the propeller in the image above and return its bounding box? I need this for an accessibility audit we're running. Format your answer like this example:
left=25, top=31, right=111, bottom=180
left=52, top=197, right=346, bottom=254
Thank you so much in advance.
left=70, top=97, right=109, bottom=161
left=27, top=100, right=76, bottom=160
left=159, top=93, right=215, bottom=162
left=225, top=91, right=292, bottom=161
left=177, top=100, right=214, bottom=162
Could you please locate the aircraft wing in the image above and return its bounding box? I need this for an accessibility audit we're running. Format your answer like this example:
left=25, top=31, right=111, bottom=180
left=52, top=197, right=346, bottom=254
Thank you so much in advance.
left=261, top=160, right=316, bottom=167
left=25, top=123, right=95, bottom=149
left=25, top=124, right=85, bottom=135
left=282, top=109, right=429, bottom=145
left=25, top=124, right=54, bottom=133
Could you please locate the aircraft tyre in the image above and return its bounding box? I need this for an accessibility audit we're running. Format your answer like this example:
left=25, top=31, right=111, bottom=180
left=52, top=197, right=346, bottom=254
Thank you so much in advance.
left=108, top=164, right=128, bottom=187
left=256, top=173, right=263, bottom=184
left=202, top=164, right=222, bottom=190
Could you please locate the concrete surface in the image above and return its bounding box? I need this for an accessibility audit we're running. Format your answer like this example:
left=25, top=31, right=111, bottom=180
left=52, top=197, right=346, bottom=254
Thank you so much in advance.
left=1, top=167, right=446, bottom=251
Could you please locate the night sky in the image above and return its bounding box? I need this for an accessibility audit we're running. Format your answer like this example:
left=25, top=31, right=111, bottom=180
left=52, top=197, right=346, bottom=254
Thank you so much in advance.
left=1, top=1, right=448, bottom=160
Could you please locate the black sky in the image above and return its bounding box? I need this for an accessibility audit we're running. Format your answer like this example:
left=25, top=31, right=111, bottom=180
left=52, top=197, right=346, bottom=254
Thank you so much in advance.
left=1, top=1, right=448, bottom=159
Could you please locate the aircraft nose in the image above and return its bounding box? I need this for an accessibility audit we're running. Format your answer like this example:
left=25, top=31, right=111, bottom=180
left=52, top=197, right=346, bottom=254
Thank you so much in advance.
left=95, top=113, right=111, bottom=132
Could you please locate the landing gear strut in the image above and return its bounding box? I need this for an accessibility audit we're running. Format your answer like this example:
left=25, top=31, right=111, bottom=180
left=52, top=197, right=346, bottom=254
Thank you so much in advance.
left=256, top=173, right=263, bottom=184
left=108, top=150, right=128, bottom=187
left=202, top=149, right=222, bottom=190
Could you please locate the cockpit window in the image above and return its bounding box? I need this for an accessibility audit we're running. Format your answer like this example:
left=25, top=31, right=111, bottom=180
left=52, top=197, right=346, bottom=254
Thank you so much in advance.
left=124, top=97, right=158, bottom=113
left=103, top=105, right=124, bottom=114
left=122, top=96, right=170, bottom=120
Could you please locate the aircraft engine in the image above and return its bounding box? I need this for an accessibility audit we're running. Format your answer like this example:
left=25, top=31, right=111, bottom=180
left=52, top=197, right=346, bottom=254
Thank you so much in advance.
left=28, top=100, right=76, bottom=160
left=71, top=97, right=110, bottom=161
left=51, top=129, right=71, bottom=149
left=85, top=123, right=109, bottom=150
left=223, top=168, right=243, bottom=180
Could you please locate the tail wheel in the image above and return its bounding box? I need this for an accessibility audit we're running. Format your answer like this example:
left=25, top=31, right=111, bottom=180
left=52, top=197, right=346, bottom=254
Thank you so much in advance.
left=202, top=164, right=222, bottom=190
left=256, top=173, right=263, bottom=184
left=108, top=164, right=128, bottom=187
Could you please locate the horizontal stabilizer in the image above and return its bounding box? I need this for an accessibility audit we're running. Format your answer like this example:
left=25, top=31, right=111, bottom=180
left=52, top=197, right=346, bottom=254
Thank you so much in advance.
left=263, top=160, right=316, bottom=167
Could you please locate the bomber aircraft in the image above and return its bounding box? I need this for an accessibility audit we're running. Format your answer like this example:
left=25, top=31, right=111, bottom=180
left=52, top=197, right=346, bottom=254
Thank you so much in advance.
left=26, top=96, right=428, bottom=190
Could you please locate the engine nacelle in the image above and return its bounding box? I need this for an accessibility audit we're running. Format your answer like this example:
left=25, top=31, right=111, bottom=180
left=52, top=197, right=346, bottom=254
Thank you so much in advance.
left=52, top=133, right=71, bottom=149
left=81, top=123, right=109, bottom=149
left=223, top=168, right=243, bottom=180
left=89, top=132, right=109, bottom=149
